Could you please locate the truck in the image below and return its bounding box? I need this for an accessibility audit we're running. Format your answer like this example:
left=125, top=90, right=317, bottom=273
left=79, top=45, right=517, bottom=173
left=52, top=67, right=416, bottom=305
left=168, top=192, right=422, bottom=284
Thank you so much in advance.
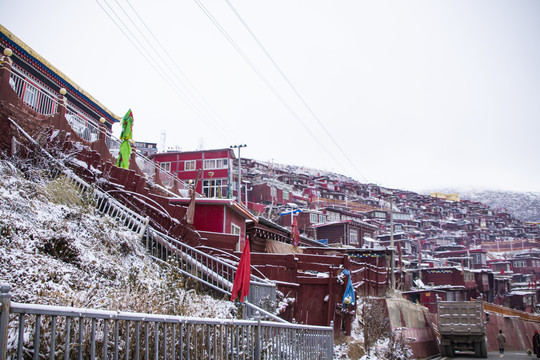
left=437, top=300, right=488, bottom=358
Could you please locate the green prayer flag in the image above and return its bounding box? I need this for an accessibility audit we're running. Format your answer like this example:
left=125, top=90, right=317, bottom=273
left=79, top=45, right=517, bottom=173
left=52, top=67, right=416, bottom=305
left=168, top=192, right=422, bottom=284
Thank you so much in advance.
left=116, top=109, right=134, bottom=169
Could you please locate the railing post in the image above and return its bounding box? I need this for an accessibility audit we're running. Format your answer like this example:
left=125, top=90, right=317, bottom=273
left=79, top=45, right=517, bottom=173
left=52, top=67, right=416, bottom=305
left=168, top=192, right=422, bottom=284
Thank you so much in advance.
left=328, top=320, right=334, bottom=360
left=139, top=216, right=150, bottom=239
left=254, top=311, right=261, bottom=360
left=0, top=284, right=11, bottom=360
left=0, top=50, right=13, bottom=95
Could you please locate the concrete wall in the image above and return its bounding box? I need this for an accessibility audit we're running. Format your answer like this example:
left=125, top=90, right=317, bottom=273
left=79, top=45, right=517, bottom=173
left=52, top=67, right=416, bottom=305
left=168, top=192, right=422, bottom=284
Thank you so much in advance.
left=486, top=312, right=540, bottom=352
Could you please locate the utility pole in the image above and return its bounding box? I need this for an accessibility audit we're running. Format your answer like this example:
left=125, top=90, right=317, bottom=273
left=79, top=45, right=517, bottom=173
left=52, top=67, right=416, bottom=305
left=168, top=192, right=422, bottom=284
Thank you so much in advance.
left=390, top=196, right=395, bottom=292
left=230, top=144, right=247, bottom=205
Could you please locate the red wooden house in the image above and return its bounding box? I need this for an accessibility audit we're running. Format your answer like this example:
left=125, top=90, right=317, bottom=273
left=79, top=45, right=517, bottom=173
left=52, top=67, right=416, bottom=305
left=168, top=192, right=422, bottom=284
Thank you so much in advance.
left=151, top=148, right=236, bottom=198
left=313, top=220, right=376, bottom=248
left=169, top=198, right=257, bottom=249
left=251, top=181, right=293, bottom=207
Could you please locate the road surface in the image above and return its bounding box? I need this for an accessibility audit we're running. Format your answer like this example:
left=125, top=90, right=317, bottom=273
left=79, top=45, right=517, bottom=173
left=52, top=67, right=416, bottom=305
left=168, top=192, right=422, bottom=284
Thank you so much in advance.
left=437, top=350, right=533, bottom=359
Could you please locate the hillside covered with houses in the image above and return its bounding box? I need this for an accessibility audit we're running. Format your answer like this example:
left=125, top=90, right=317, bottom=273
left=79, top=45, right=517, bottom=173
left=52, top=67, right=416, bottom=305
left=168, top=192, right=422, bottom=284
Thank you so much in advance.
left=151, top=149, right=540, bottom=313
left=3, top=23, right=540, bottom=358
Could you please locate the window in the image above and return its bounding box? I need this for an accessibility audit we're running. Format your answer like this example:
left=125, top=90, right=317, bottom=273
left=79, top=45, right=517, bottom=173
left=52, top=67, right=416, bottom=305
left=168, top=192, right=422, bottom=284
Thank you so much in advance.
left=329, top=213, right=340, bottom=221
left=270, top=186, right=277, bottom=198
left=203, top=158, right=228, bottom=170
left=310, top=213, right=318, bottom=223
left=160, top=162, right=171, bottom=172
left=319, top=215, right=326, bottom=223
left=185, top=160, right=196, bottom=171
left=349, top=229, right=358, bottom=245
left=202, top=179, right=228, bottom=198
left=231, top=224, right=241, bottom=236
left=283, top=189, right=289, bottom=200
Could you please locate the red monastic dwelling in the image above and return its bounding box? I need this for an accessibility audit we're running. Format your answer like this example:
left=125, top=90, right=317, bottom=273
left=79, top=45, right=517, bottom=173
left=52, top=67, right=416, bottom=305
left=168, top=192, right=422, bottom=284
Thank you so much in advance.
left=0, top=25, right=118, bottom=136
left=251, top=180, right=293, bottom=207
left=313, top=220, right=376, bottom=248
left=151, top=148, right=236, bottom=198
left=169, top=198, right=257, bottom=250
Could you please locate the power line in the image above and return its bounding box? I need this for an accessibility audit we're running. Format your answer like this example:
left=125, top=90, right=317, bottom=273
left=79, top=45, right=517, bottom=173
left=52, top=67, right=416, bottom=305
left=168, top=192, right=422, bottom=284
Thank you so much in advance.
left=122, top=0, right=237, bottom=142
left=194, top=0, right=347, bottom=171
left=96, top=0, right=239, bottom=145
left=223, top=0, right=368, bottom=183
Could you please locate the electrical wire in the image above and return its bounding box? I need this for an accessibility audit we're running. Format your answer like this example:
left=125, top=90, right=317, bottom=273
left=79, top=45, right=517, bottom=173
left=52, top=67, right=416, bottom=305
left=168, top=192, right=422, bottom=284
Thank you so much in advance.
left=223, top=0, right=368, bottom=183
left=122, top=0, right=238, bottom=142
left=96, top=0, right=238, bottom=145
left=194, top=0, right=346, bottom=170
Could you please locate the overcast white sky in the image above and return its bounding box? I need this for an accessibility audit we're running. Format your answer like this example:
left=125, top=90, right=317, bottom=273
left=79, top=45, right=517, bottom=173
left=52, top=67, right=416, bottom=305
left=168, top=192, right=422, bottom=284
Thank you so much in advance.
left=2, top=1, right=539, bottom=193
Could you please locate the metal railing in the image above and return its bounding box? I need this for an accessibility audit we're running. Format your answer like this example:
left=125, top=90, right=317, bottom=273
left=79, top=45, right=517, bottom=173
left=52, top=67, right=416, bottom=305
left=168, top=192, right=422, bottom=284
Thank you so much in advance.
left=11, top=116, right=273, bottom=316
left=0, top=285, right=334, bottom=360
left=65, top=102, right=100, bottom=142
left=143, top=228, right=282, bottom=322
left=9, top=64, right=59, bottom=115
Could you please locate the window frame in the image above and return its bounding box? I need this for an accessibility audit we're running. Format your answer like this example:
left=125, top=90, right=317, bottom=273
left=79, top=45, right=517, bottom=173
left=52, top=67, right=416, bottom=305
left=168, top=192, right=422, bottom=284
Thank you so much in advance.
left=160, top=162, right=171, bottom=172
left=231, top=223, right=241, bottom=236
left=185, top=160, right=196, bottom=171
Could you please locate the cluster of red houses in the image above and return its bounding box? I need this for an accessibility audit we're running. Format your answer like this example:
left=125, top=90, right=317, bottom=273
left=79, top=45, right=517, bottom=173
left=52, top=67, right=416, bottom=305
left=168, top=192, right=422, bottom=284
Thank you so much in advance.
left=147, top=145, right=540, bottom=315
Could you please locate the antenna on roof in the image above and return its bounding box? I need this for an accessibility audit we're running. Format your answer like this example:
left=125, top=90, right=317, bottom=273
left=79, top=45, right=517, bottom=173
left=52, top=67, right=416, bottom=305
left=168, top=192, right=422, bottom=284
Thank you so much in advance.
left=159, top=130, right=166, bottom=153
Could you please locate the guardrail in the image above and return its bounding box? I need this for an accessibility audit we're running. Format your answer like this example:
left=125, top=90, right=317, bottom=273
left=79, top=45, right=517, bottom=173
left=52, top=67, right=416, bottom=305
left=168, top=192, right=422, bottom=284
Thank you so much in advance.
left=144, top=228, right=282, bottom=322
left=9, top=64, right=59, bottom=115
left=65, top=102, right=100, bottom=142
left=484, top=302, right=540, bottom=323
left=0, top=285, right=334, bottom=360
left=11, top=116, right=279, bottom=322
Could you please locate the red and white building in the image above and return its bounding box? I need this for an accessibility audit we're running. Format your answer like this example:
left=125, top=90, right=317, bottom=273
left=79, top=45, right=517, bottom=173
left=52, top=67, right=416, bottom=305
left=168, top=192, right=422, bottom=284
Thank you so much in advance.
left=151, top=148, right=236, bottom=198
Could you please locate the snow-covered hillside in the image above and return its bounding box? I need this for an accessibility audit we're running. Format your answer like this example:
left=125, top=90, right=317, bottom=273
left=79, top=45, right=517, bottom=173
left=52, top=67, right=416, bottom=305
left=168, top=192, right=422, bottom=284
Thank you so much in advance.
left=428, top=187, right=540, bottom=223
left=0, top=159, right=235, bottom=319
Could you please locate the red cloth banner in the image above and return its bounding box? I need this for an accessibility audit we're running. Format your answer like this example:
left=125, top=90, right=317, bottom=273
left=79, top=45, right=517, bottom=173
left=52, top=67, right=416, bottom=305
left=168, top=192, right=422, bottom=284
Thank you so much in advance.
left=291, top=218, right=300, bottom=248
left=231, top=238, right=251, bottom=302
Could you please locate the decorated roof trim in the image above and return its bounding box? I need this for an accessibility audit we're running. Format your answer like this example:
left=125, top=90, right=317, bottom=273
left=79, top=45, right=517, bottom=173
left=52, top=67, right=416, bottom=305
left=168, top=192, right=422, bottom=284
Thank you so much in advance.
left=0, top=24, right=120, bottom=124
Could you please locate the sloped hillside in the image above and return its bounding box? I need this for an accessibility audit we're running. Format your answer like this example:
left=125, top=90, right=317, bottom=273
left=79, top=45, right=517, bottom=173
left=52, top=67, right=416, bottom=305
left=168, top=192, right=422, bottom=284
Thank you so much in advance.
left=461, top=189, right=540, bottom=223
left=0, top=159, right=235, bottom=318
left=429, top=187, right=540, bottom=223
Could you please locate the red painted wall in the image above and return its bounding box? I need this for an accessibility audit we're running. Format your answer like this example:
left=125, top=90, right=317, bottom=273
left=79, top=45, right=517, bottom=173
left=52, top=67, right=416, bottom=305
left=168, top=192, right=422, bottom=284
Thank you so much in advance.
left=152, top=149, right=233, bottom=193
left=251, top=183, right=285, bottom=206
left=193, top=204, right=225, bottom=233
left=224, top=206, right=246, bottom=243
left=421, top=268, right=465, bottom=287
left=191, top=203, right=245, bottom=246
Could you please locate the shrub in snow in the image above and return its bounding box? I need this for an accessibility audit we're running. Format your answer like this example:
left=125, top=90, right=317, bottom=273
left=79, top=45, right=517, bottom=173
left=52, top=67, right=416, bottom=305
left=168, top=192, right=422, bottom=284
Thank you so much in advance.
left=375, top=327, right=413, bottom=360
left=357, top=298, right=389, bottom=357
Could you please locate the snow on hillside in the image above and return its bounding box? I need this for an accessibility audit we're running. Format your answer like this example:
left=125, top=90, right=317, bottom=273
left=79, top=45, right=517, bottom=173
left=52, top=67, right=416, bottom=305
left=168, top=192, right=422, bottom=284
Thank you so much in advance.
left=0, top=159, right=235, bottom=319
left=426, top=187, right=540, bottom=223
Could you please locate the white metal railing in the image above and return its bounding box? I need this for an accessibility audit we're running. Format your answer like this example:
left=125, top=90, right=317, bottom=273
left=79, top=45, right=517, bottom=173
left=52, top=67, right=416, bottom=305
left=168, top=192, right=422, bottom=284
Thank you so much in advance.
left=9, top=64, right=59, bottom=115
left=65, top=102, right=100, bottom=142
left=0, top=285, right=334, bottom=360
left=9, top=116, right=278, bottom=322
left=144, top=227, right=283, bottom=322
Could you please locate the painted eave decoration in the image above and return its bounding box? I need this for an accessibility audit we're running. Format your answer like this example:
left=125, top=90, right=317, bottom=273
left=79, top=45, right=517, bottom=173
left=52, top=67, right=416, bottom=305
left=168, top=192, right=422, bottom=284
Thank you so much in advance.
left=0, top=24, right=120, bottom=125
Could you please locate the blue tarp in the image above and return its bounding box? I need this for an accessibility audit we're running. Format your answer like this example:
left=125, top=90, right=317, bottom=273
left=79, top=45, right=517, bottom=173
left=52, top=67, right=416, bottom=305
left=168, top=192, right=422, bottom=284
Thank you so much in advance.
left=342, top=269, right=355, bottom=307
left=279, top=209, right=302, bottom=216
